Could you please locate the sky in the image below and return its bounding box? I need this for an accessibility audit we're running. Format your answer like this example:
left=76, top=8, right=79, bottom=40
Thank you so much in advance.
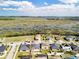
left=0, top=0, right=79, bottom=16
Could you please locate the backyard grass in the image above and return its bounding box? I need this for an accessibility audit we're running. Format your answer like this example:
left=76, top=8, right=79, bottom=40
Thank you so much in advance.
left=61, top=53, right=73, bottom=58
left=41, top=50, right=49, bottom=54
left=3, top=34, right=62, bottom=43
left=3, top=35, right=34, bottom=43
left=0, top=56, right=5, bottom=59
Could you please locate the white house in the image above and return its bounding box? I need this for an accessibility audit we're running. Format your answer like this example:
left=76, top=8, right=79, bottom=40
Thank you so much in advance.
left=64, top=36, right=76, bottom=41
left=61, top=45, right=72, bottom=51
left=34, top=34, right=42, bottom=43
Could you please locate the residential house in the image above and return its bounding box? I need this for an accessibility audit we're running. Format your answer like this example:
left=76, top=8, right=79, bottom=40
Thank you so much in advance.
left=64, top=36, right=76, bottom=41
left=19, top=43, right=30, bottom=52
left=19, top=55, right=32, bottom=59
left=0, top=44, right=6, bottom=55
left=54, top=35, right=61, bottom=40
left=50, top=56, right=62, bottom=59
left=31, top=43, right=41, bottom=52
left=49, top=43, right=59, bottom=51
left=70, top=43, right=79, bottom=51
left=35, top=54, right=48, bottom=59
left=76, top=54, right=79, bottom=58
left=34, top=34, right=42, bottom=43
left=75, top=36, right=79, bottom=41
left=41, top=43, right=49, bottom=50
left=47, top=52, right=64, bottom=56
left=34, top=34, right=41, bottom=40
left=73, top=47, right=79, bottom=52
left=64, top=56, right=78, bottom=59
left=55, top=52, right=64, bottom=56
left=61, top=44, right=72, bottom=51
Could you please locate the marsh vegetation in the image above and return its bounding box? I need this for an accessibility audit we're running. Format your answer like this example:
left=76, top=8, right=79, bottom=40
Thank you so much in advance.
left=0, top=16, right=79, bottom=37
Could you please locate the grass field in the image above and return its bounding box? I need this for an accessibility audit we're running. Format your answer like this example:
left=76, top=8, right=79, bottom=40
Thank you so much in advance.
left=0, top=17, right=79, bottom=37
left=0, top=19, right=77, bottom=26
left=3, top=35, right=34, bottom=43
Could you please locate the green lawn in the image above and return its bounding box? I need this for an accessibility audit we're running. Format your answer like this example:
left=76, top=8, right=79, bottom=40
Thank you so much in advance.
left=3, top=35, right=34, bottom=43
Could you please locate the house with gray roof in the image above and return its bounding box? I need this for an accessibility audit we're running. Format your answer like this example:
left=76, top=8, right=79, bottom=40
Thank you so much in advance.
left=70, top=43, right=78, bottom=51
left=19, top=55, right=32, bottom=59
left=35, top=54, right=48, bottom=59
left=0, top=44, right=6, bottom=52
left=31, top=43, right=41, bottom=52
left=49, top=43, right=59, bottom=50
left=19, top=43, right=30, bottom=52
left=0, top=44, right=6, bottom=55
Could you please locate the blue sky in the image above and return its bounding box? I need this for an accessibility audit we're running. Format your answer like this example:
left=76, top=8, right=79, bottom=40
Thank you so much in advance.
left=0, top=0, right=79, bottom=16
left=16, top=0, right=60, bottom=5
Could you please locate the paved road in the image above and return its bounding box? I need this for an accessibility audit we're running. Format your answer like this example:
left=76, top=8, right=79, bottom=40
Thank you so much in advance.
left=6, top=44, right=16, bottom=59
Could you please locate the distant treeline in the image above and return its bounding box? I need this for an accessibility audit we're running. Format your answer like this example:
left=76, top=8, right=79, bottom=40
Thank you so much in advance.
left=0, top=16, right=79, bottom=20
left=0, top=18, right=15, bottom=20
left=47, top=17, right=79, bottom=21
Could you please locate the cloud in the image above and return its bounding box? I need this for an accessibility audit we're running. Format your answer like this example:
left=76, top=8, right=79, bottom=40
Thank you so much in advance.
left=44, top=2, right=48, bottom=5
left=17, top=4, right=79, bottom=16
left=0, top=0, right=79, bottom=16
left=59, top=0, right=79, bottom=4
left=0, top=1, right=35, bottom=8
left=1, top=8, right=17, bottom=10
